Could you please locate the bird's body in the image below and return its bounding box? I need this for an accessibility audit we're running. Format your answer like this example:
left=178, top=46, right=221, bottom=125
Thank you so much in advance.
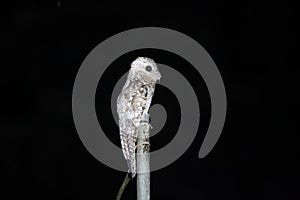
left=117, top=57, right=161, bottom=178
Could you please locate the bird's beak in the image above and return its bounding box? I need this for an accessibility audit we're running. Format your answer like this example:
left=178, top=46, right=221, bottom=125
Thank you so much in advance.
left=155, top=72, right=161, bottom=83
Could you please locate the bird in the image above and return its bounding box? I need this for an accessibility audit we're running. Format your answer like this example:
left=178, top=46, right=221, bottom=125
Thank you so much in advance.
left=117, top=57, right=161, bottom=178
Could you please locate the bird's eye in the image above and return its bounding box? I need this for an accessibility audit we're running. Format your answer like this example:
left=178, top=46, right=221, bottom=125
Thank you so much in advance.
left=145, top=66, right=152, bottom=72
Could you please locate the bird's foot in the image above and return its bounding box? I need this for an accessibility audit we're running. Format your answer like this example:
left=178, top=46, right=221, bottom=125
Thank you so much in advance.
left=135, top=142, right=150, bottom=150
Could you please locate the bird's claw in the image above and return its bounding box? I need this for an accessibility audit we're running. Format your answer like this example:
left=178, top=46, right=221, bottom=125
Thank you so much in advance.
left=135, top=142, right=150, bottom=150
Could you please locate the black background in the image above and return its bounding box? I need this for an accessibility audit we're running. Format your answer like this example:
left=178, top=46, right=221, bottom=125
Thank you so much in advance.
left=1, top=1, right=298, bottom=200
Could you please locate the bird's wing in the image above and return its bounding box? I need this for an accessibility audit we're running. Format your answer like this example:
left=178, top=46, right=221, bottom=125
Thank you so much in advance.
left=117, top=82, right=148, bottom=176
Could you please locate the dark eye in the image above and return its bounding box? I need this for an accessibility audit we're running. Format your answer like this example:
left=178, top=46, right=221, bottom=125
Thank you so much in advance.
left=145, top=65, right=152, bottom=72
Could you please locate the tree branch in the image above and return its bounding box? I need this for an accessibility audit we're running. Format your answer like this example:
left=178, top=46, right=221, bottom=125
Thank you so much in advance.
left=116, top=173, right=130, bottom=200
left=136, top=122, right=150, bottom=200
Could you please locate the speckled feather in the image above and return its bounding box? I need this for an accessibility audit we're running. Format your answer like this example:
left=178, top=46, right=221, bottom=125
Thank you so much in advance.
left=117, top=57, right=161, bottom=178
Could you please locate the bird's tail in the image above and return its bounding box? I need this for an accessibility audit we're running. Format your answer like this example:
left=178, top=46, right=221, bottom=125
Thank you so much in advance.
left=126, top=158, right=136, bottom=178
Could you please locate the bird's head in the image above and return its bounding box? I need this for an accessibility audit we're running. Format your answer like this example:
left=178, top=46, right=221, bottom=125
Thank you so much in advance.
left=129, top=57, right=161, bottom=83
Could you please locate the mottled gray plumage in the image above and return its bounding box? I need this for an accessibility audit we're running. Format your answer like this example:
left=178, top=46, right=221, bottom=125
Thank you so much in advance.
left=117, top=57, right=161, bottom=178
